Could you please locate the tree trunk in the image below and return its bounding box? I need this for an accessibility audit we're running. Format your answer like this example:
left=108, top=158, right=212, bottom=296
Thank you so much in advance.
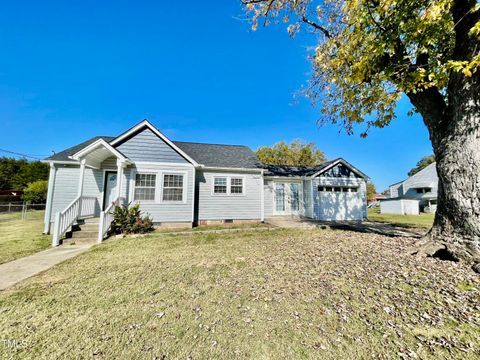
left=425, top=71, right=480, bottom=266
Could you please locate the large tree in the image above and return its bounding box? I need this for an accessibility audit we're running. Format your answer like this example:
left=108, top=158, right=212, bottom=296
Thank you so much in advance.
left=408, top=155, right=436, bottom=176
left=257, top=139, right=326, bottom=166
left=243, top=0, right=480, bottom=268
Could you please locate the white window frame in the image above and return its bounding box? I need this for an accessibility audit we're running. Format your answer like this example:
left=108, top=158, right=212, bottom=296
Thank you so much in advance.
left=212, top=175, right=246, bottom=196
left=230, top=177, right=245, bottom=196
left=133, top=172, right=157, bottom=203
left=213, top=176, right=228, bottom=195
left=161, top=172, right=187, bottom=204
left=129, top=168, right=189, bottom=205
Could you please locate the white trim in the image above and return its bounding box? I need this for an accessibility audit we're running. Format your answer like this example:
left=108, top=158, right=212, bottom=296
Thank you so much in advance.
left=191, top=167, right=196, bottom=222
left=100, top=168, right=118, bottom=211
left=42, top=160, right=78, bottom=165
left=310, top=159, right=368, bottom=180
left=310, top=179, right=315, bottom=219
left=70, top=138, right=130, bottom=164
left=43, top=163, right=57, bottom=234
left=211, top=175, right=246, bottom=197
left=109, top=120, right=199, bottom=166
left=160, top=171, right=188, bottom=204
left=260, top=170, right=265, bottom=222
left=201, top=166, right=262, bottom=173
left=133, top=161, right=194, bottom=168
left=131, top=171, right=158, bottom=203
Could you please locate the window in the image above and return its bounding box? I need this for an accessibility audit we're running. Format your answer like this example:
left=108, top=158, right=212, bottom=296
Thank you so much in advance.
left=214, top=177, right=227, bottom=194
left=334, top=187, right=342, bottom=192
left=416, top=187, right=432, bottom=194
left=230, top=178, right=244, bottom=194
left=134, top=174, right=156, bottom=201
left=349, top=187, right=358, bottom=193
left=291, top=184, right=299, bottom=211
left=163, top=174, right=184, bottom=201
left=275, top=183, right=285, bottom=211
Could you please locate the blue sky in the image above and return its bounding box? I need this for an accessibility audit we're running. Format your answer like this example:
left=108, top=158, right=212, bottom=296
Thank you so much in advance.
left=0, top=1, right=432, bottom=190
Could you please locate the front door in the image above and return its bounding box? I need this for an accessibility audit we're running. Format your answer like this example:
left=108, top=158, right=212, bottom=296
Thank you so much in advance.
left=103, top=171, right=118, bottom=210
left=274, top=182, right=301, bottom=216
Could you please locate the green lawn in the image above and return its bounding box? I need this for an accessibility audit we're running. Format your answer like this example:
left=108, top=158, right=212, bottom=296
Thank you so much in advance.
left=0, top=211, right=51, bottom=265
left=1, top=228, right=478, bottom=359
left=368, top=208, right=435, bottom=230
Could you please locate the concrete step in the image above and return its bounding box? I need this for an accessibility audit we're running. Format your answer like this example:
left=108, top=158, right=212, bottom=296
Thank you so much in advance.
left=82, top=217, right=100, bottom=225
left=71, top=230, right=98, bottom=239
left=63, top=237, right=97, bottom=245
left=78, top=224, right=99, bottom=232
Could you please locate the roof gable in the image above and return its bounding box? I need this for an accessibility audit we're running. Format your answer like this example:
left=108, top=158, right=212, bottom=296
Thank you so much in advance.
left=114, top=127, right=190, bottom=164
left=110, top=120, right=198, bottom=166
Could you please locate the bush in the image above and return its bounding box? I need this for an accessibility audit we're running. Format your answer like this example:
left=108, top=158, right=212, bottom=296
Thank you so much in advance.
left=109, top=203, right=154, bottom=235
left=23, top=180, right=48, bottom=204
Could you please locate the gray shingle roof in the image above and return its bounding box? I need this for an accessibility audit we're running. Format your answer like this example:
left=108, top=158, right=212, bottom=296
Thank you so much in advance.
left=174, top=141, right=262, bottom=169
left=45, top=136, right=262, bottom=169
left=46, top=136, right=115, bottom=161
left=263, top=160, right=337, bottom=177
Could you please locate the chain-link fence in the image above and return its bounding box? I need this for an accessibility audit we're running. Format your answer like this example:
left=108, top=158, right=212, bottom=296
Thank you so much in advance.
left=0, top=202, right=46, bottom=220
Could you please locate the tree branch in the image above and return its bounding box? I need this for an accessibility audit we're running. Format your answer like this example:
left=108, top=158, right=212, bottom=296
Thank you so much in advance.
left=301, top=16, right=331, bottom=38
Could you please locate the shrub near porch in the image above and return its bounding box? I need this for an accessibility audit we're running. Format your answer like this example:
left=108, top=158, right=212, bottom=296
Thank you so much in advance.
left=0, top=229, right=478, bottom=359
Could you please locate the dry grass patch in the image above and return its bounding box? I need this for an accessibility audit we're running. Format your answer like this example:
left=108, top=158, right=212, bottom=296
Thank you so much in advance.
left=0, top=211, right=50, bottom=264
left=0, top=228, right=478, bottom=359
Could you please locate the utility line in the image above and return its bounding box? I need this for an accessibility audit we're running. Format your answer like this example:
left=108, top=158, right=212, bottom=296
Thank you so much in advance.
left=0, top=148, right=49, bottom=160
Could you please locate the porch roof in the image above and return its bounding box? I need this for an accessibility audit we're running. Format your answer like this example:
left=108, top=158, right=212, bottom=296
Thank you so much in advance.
left=69, top=138, right=131, bottom=169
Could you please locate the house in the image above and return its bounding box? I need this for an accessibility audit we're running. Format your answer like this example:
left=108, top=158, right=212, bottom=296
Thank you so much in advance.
left=43, top=120, right=369, bottom=246
left=384, top=162, right=438, bottom=213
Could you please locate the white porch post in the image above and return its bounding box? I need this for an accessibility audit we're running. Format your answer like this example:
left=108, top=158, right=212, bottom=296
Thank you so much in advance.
left=260, top=170, right=265, bottom=222
left=116, top=159, right=124, bottom=203
left=43, top=162, right=57, bottom=234
left=77, top=159, right=86, bottom=218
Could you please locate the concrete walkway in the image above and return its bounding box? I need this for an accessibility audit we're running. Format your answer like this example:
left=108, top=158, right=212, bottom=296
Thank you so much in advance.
left=0, top=244, right=93, bottom=291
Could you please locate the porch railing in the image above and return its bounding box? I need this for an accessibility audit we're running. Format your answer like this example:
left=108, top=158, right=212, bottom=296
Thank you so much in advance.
left=97, top=197, right=123, bottom=244
left=51, top=196, right=98, bottom=247
left=79, top=196, right=97, bottom=219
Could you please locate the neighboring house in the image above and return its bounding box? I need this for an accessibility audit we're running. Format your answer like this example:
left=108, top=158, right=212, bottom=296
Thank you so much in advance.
left=43, top=120, right=369, bottom=246
left=385, top=162, right=438, bottom=213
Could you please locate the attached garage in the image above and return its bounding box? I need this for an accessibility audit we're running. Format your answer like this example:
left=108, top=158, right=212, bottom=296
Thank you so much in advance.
left=315, top=186, right=365, bottom=221
left=263, top=159, right=368, bottom=222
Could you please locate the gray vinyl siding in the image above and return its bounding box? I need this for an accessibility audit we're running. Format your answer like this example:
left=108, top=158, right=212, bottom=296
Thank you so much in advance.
left=263, top=179, right=274, bottom=218
left=115, top=128, right=189, bottom=163
left=49, top=164, right=129, bottom=222
left=401, top=163, right=438, bottom=204
left=101, top=157, right=118, bottom=169
left=197, top=170, right=262, bottom=220
left=128, top=163, right=194, bottom=223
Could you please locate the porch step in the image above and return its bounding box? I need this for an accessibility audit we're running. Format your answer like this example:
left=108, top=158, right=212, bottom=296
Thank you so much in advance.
left=82, top=217, right=100, bottom=225
left=72, top=230, right=98, bottom=239
left=64, top=217, right=100, bottom=245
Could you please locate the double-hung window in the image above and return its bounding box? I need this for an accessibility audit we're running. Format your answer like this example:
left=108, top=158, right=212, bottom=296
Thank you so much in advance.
left=213, top=176, right=244, bottom=195
left=214, top=177, right=228, bottom=194
left=163, top=174, right=184, bottom=202
left=134, top=174, right=156, bottom=201
left=230, top=178, right=244, bottom=194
